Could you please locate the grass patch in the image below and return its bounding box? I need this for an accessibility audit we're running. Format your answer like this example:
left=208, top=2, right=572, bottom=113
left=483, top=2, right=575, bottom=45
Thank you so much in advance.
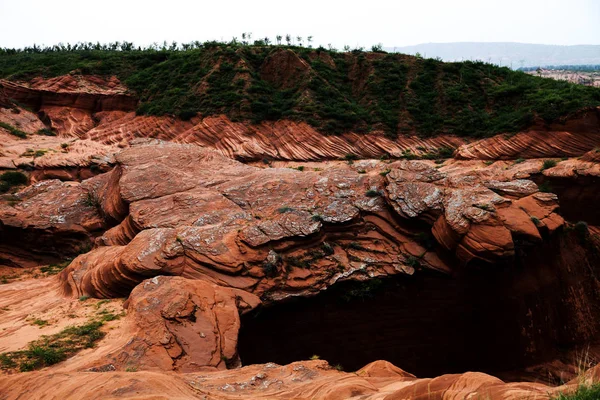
left=0, top=321, right=105, bottom=372
left=542, top=159, right=558, bottom=170
left=554, top=383, right=600, bottom=400
left=0, top=121, right=27, bottom=138
left=40, top=260, right=71, bottom=276
left=31, top=319, right=48, bottom=327
left=36, top=128, right=56, bottom=136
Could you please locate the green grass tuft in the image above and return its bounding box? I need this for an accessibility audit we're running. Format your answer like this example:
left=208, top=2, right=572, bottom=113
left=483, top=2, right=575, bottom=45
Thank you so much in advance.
left=0, top=321, right=105, bottom=372
left=0, top=121, right=27, bottom=138
left=554, top=383, right=600, bottom=400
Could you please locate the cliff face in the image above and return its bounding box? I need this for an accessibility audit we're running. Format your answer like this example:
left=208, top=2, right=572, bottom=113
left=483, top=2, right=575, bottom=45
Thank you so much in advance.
left=1, top=71, right=600, bottom=399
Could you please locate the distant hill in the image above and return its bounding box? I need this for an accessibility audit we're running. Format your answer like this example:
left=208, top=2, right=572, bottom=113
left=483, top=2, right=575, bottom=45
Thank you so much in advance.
left=388, top=43, right=600, bottom=69
left=1, top=43, right=600, bottom=138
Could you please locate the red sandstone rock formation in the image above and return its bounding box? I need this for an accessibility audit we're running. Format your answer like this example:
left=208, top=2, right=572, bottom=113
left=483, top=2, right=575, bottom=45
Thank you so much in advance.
left=456, top=107, right=600, bottom=160
left=99, top=276, right=261, bottom=371
left=2, top=76, right=600, bottom=400
left=1, top=356, right=598, bottom=399
left=3, top=75, right=600, bottom=164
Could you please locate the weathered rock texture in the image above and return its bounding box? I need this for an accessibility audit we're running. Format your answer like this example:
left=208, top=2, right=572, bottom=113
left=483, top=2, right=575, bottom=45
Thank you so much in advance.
left=1, top=84, right=600, bottom=398
left=0, top=179, right=105, bottom=266
left=1, top=358, right=600, bottom=400
left=38, top=141, right=567, bottom=303
left=2, top=76, right=599, bottom=164
left=456, top=107, right=600, bottom=160
left=96, top=276, right=261, bottom=372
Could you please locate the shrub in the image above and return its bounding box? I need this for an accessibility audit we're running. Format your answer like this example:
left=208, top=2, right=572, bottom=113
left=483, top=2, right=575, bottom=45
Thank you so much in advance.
left=542, top=159, right=558, bottom=170
left=262, top=261, right=278, bottom=277
left=538, top=181, right=553, bottom=193
left=84, top=191, right=101, bottom=208
left=321, top=242, right=334, bottom=255
left=0, top=171, right=28, bottom=193
left=0, top=171, right=28, bottom=185
left=406, top=256, right=421, bottom=268
left=36, top=128, right=56, bottom=136
left=436, top=146, right=455, bottom=158
left=0, top=181, right=10, bottom=194
left=311, top=214, right=323, bottom=222
left=344, top=154, right=358, bottom=164
left=574, top=221, right=589, bottom=242
left=365, top=189, right=381, bottom=197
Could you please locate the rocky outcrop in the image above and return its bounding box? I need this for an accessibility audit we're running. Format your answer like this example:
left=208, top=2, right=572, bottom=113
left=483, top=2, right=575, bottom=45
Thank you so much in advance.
left=0, top=75, right=137, bottom=112
left=0, top=358, right=597, bottom=400
left=456, top=107, right=600, bottom=160
left=58, top=141, right=431, bottom=299
left=0, top=179, right=105, bottom=264
left=95, top=276, right=260, bottom=372
left=5, top=141, right=551, bottom=300
left=384, top=160, right=563, bottom=264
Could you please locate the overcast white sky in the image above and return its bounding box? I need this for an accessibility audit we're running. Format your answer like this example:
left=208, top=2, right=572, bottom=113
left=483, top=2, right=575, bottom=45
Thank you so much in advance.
left=1, top=0, right=599, bottom=49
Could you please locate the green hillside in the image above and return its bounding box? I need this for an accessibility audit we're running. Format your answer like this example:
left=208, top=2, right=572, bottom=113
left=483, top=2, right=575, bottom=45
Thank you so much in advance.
left=1, top=42, right=599, bottom=138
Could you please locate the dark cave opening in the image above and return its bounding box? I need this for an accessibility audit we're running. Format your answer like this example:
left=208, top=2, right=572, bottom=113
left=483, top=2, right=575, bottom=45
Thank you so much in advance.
left=238, top=233, right=600, bottom=381
left=532, top=174, right=600, bottom=225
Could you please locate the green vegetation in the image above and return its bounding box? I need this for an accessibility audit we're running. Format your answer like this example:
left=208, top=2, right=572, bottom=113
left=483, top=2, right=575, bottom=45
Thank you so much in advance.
left=538, top=181, right=553, bottom=193
left=0, top=297, right=123, bottom=373
left=0, top=321, right=105, bottom=372
left=0, top=171, right=28, bottom=194
left=574, top=221, right=590, bottom=242
left=0, top=121, right=27, bottom=138
left=365, top=189, right=381, bottom=197
left=542, top=159, right=558, bottom=170
left=40, top=260, right=71, bottom=276
left=554, top=383, right=600, bottom=400
left=36, top=128, right=56, bottom=136
left=84, top=191, right=101, bottom=208
left=2, top=40, right=599, bottom=138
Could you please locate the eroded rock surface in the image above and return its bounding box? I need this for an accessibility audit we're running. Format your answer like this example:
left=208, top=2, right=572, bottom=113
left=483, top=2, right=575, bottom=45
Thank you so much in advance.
left=94, top=276, right=260, bottom=372
left=0, top=141, right=549, bottom=298
left=1, top=358, right=598, bottom=400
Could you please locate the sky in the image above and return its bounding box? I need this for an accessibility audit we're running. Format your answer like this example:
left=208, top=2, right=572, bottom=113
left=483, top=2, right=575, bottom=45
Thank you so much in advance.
left=0, top=0, right=599, bottom=49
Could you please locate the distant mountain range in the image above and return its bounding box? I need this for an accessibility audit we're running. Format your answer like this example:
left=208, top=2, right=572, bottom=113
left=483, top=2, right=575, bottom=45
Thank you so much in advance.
left=387, top=42, right=600, bottom=68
